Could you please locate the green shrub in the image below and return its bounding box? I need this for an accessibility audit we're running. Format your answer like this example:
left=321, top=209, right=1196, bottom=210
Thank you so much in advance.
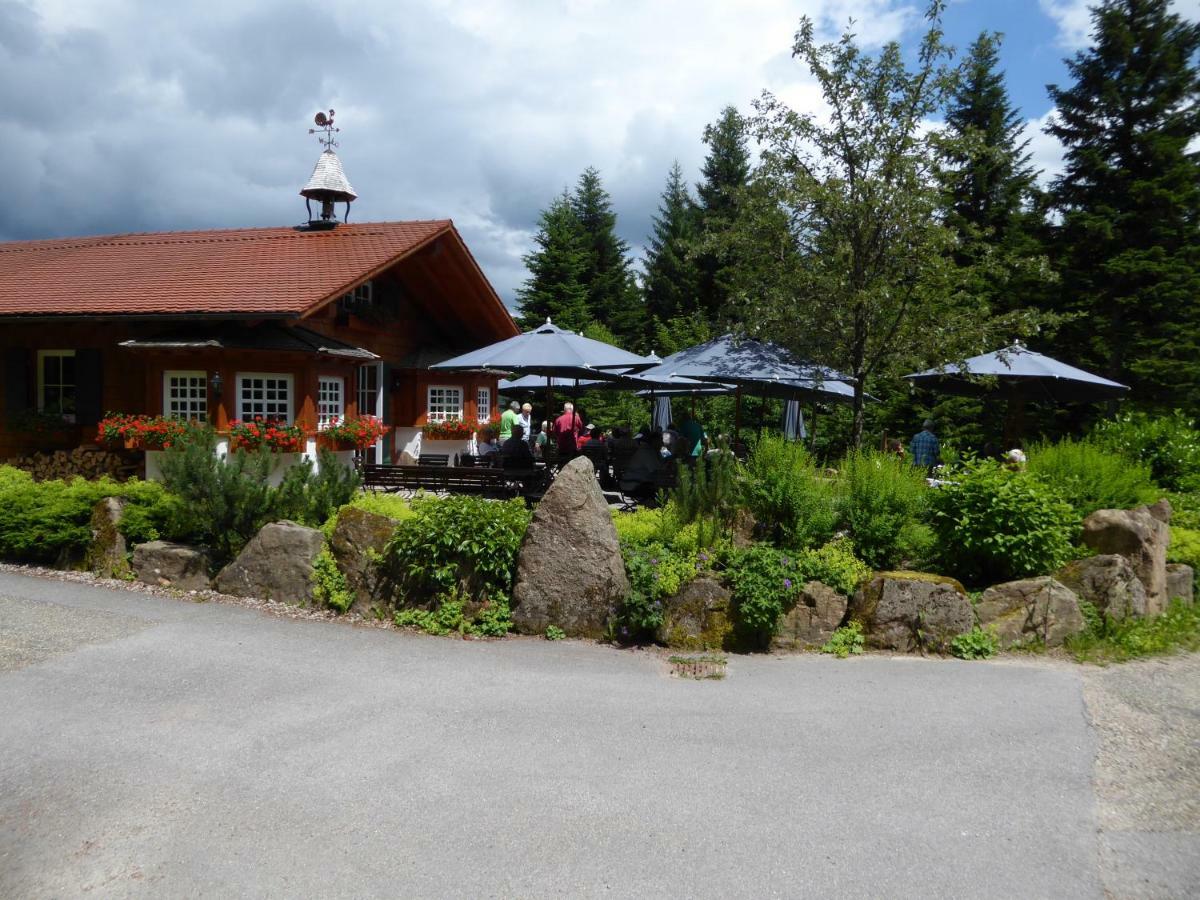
left=821, top=622, right=865, bottom=658
left=669, top=445, right=740, bottom=548
left=382, top=495, right=530, bottom=613
left=742, top=434, right=837, bottom=549
left=949, top=626, right=999, bottom=660
left=312, top=547, right=353, bottom=613
left=1167, top=492, right=1200, bottom=530
left=929, top=459, right=1076, bottom=586
left=790, top=538, right=873, bottom=597
left=393, top=587, right=512, bottom=637
left=545, top=625, right=566, bottom=641
left=1026, top=439, right=1159, bottom=519
left=836, top=450, right=929, bottom=569
left=612, top=505, right=677, bottom=547
left=0, top=466, right=177, bottom=564
left=613, top=540, right=709, bottom=644
left=1168, top=526, right=1200, bottom=573
left=723, top=544, right=804, bottom=649
left=159, top=431, right=358, bottom=564
left=1066, top=598, right=1200, bottom=664
left=1090, top=411, right=1200, bottom=492
left=343, top=492, right=414, bottom=522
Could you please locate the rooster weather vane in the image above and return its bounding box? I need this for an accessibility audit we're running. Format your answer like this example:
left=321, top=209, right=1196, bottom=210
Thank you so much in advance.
left=300, top=109, right=356, bottom=228
left=309, top=109, right=339, bottom=150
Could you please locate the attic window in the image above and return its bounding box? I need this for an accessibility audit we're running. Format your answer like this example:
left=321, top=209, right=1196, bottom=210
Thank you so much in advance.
left=337, top=280, right=374, bottom=315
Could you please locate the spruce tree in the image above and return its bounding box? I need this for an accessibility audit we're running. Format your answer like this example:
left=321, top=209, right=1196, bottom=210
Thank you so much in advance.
left=694, top=106, right=751, bottom=321
left=643, top=161, right=701, bottom=324
left=1046, top=0, right=1200, bottom=408
left=515, top=192, right=591, bottom=332
left=569, top=167, right=644, bottom=341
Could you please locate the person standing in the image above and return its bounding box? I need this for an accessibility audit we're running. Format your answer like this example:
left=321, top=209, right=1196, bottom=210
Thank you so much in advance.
left=678, top=413, right=706, bottom=458
left=909, top=419, right=940, bottom=471
left=552, top=402, right=584, bottom=455
left=518, top=402, right=534, bottom=445
left=499, top=400, right=520, bottom=441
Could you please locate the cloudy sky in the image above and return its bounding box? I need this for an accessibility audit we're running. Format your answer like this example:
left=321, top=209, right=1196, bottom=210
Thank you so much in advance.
left=1, top=0, right=1197, bottom=305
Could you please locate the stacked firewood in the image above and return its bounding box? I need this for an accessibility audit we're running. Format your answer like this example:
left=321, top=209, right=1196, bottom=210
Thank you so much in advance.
left=4, top=447, right=132, bottom=482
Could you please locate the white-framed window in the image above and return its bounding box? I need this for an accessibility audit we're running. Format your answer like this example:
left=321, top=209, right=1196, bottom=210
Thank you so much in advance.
left=318, top=376, right=344, bottom=429
left=236, top=373, right=293, bottom=422
left=339, top=280, right=373, bottom=313
left=427, top=385, right=463, bottom=423
left=163, top=371, right=207, bottom=422
left=37, top=350, right=76, bottom=421
left=476, top=387, right=492, bottom=423
left=357, top=364, right=380, bottom=418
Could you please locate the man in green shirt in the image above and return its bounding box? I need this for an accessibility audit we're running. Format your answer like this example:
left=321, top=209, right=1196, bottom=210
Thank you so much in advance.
left=679, top=414, right=706, bottom=457
left=499, top=400, right=520, bottom=441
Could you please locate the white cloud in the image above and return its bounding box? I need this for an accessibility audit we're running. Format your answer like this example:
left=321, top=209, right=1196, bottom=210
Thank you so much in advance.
left=0, top=0, right=922, bottom=303
left=1024, top=108, right=1066, bottom=187
left=1041, top=0, right=1200, bottom=49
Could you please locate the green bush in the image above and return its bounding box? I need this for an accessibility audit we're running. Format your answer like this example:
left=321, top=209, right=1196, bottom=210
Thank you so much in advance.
left=613, top=540, right=709, bottom=644
left=836, top=450, right=929, bottom=569
left=382, top=494, right=530, bottom=613
left=949, top=626, right=999, bottom=660
left=723, top=544, right=804, bottom=650
left=1168, top=526, right=1200, bottom=572
left=1026, top=439, right=1159, bottom=519
left=821, top=621, right=865, bottom=658
left=545, top=625, right=566, bottom=641
left=929, top=459, right=1077, bottom=586
left=612, top=505, right=677, bottom=547
left=1167, top=492, right=1200, bottom=530
left=1066, top=598, right=1200, bottom=664
left=790, top=538, right=873, bottom=597
left=742, top=434, right=837, bottom=549
left=342, top=492, right=414, bottom=522
left=159, top=431, right=358, bottom=564
left=312, top=547, right=353, bottom=613
left=669, top=444, right=740, bottom=548
left=1090, top=411, right=1200, bottom=492
left=0, top=465, right=177, bottom=564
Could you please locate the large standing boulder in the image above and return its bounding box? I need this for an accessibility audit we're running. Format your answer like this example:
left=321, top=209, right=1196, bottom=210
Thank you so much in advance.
left=328, top=507, right=396, bottom=616
left=132, top=541, right=211, bottom=591
left=1055, top=554, right=1147, bottom=621
left=85, top=497, right=130, bottom=579
left=215, top=521, right=325, bottom=604
left=1166, top=563, right=1194, bottom=605
left=976, top=577, right=1084, bottom=648
left=656, top=577, right=732, bottom=650
left=848, top=572, right=973, bottom=653
left=511, top=456, right=629, bottom=638
left=772, top=581, right=849, bottom=651
left=1082, top=502, right=1170, bottom=615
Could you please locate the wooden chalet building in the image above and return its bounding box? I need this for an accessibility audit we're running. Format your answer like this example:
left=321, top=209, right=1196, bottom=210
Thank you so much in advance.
left=0, top=219, right=518, bottom=464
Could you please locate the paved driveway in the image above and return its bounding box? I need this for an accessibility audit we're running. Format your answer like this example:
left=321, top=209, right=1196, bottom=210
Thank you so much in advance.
left=0, top=571, right=1137, bottom=897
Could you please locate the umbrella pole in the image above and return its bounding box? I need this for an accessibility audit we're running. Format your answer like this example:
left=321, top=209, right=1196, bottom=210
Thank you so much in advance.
left=1003, top=396, right=1027, bottom=447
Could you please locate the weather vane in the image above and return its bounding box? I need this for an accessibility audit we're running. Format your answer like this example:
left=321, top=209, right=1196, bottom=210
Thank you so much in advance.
left=308, top=109, right=339, bottom=150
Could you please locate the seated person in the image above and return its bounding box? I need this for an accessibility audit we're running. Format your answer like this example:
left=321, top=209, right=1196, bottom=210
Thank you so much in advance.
left=578, top=423, right=605, bottom=450
left=501, top=424, right=535, bottom=467
left=619, top=432, right=665, bottom=496
left=475, top=426, right=500, bottom=459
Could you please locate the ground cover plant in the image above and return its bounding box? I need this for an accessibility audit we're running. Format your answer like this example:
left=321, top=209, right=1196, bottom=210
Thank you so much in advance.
left=821, top=622, right=865, bottom=658
left=1066, top=599, right=1200, bottom=665
left=949, top=626, right=999, bottom=660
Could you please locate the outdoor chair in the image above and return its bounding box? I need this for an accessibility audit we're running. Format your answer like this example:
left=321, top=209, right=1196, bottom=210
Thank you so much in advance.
left=418, top=454, right=450, bottom=467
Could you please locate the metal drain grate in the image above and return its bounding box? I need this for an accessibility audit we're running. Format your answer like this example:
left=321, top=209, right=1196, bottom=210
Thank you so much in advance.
left=668, top=655, right=727, bottom=680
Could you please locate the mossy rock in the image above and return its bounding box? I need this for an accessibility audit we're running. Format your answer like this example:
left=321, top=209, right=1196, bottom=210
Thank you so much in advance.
left=873, top=570, right=967, bottom=592
left=850, top=571, right=973, bottom=653
left=657, top=578, right=733, bottom=651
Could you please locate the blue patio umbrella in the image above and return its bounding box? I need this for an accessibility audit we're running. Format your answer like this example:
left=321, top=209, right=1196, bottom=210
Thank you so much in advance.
left=904, top=341, right=1129, bottom=403
left=430, top=318, right=656, bottom=380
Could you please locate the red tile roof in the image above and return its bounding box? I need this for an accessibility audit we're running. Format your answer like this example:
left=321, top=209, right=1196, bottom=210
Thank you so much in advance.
left=0, top=220, right=453, bottom=317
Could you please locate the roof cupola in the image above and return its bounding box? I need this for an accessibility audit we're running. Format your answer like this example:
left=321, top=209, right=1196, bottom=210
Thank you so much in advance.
left=300, top=109, right=356, bottom=229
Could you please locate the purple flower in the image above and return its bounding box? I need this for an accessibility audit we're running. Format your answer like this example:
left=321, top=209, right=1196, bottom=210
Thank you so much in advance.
left=650, top=558, right=659, bottom=566
left=698, top=552, right=709, bottom=562
left=782, top=557, right=791, bottom=566
left=784, top=578, right=793, bottom=589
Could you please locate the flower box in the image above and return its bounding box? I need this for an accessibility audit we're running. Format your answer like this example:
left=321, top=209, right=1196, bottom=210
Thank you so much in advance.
left=228, top=418, right=306, bottom=453
left=318, top=416, right=388, bottom=451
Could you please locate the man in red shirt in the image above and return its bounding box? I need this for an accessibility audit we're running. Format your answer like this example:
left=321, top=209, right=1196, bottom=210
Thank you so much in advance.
left=552, top=402, right=584, bottom=455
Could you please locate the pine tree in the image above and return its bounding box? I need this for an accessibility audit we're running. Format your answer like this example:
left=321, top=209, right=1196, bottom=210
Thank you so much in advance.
left=694, top=105, right=751, bottom=321
left=1046, top=0, right=1200, bottom=408
left=569, top=167, right=644, bottom=341
left=515, top=192, right=591, bottom=332
left=643, top=161, right=701, bottom=324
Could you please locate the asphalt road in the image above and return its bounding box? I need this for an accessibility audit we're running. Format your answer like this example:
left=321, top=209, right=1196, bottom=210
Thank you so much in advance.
left=0, top=570, right=1185, bottom=898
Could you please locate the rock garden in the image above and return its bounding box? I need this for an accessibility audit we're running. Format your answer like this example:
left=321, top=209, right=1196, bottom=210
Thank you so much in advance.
left=2, top=412, right=1199, bottom=665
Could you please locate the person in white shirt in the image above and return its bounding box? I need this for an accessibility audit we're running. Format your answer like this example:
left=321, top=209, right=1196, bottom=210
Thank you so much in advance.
left=518, top=403, right=533, bottom=446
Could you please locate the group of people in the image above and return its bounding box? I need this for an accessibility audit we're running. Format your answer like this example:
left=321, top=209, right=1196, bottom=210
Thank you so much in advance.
left=904, top=419, right=1027, bottom=473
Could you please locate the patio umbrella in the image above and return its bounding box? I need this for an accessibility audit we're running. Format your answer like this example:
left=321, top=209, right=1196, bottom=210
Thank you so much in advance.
left=782, top=401, right=807, bottom=440
left=652, top=397, right=673, bottom=431
left=904, top=341, right=1129, bottom=403
left=905, top=341, right=1129, bottom=443
left=430, top=318, right=656, bottom=380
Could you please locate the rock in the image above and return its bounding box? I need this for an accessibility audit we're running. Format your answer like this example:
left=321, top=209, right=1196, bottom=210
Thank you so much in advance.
left=1055, top=555, right=1147, bottom=621
left=1166, top=563, right=1194, bottom=605
left=1082, top=505, right=1171, bottom=615
left=731, top=509, right=757, bottom=549
left=511, top=456, right=629, bottom=638
left=656, top=577, right=732, bottom=650
left=976, top=577, right=1084, bottom=648
left=214, top=521, right=325, bottom=604
left=328, top=507, right=396, bottom=615
left=848, top=571, right=973, bottom=653
left=772, top=581, right=848, bottom=651
left=84, top=497, right=129, bottom=578
left=131, top=541, right=211, bottom=591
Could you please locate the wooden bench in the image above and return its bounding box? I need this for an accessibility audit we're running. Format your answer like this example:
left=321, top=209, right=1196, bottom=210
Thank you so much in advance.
left=362, top=464, right=547, bottom=500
